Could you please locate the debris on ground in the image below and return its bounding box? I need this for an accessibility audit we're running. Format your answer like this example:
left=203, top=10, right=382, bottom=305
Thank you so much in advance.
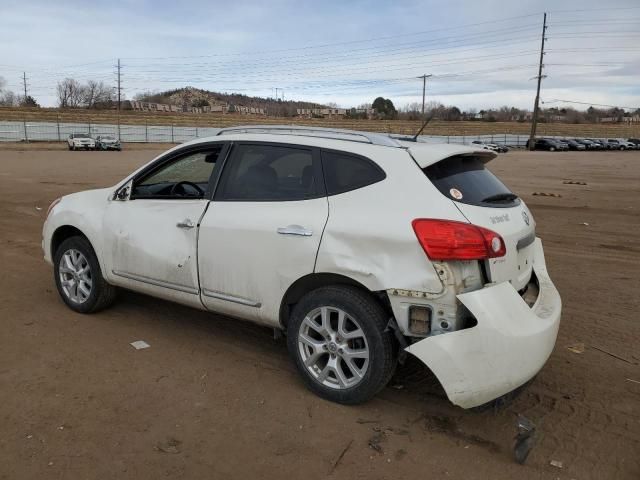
left=563, top=180, right=587, bottom=185
left=356, top=418, right=380, bottom=424
left=328, top=439, right=353, bottom=475
left=590, top=344, right=636, bottom=365
left=514, top=415, right=536, bottom=465
left=550, top=459, right=564, bottom=469
left=35, top=206, right=42, bottom=211
left=368, top=432, right=386, bottom=453
left=625, top=378, right=640, bottom=385
left=532, top=192, right=562, bottom=197
left=130, top=340, right=150, bottom=350
left=567, top=343, right=585, bottom=354
left=580, top=222, right=590, bottom=226
left=154, top=437, right=182, bottom=454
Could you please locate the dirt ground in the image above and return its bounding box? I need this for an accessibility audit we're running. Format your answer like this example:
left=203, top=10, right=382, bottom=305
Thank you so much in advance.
left=0, top=145, right=638, bottom=479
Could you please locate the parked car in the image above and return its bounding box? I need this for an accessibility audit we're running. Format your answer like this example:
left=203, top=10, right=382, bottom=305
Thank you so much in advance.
left=627, top=138, right=640, bottom=147
left=575, top=139, right=600, bottom=150
left=586, top=138, right=607, bottom=149
left=605, top=139, right=623, bottom=150
left=470, top=140, right=509, bottom=153
left=559, top=139, right=585, bottom=151
left=67, top=133, right=96, bottom=151
left=526, top=138, right=563, bottom=151
left=96, top=135, right=122, bottom=151
left=43, top=126, right=562, bottom=409
left=613, top=139, right=636, bottom=150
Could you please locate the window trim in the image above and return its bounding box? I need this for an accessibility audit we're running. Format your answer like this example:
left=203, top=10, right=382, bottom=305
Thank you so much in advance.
left=319, top=147, right=387, bottom=196
left=129, top=142, right=230, bottom=201
left=213, top=141, right=326, bottom=202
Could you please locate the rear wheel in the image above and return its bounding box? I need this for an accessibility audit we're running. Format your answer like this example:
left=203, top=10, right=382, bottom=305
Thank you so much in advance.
left=53, top=236, right=117, bottom=313
left=287, top=286, right=396, bottom=404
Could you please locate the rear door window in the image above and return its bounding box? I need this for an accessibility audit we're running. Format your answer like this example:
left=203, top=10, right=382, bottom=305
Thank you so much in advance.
left=424, top=155, right=519, bottom=208
left=321, top=150, right=386, bottom=195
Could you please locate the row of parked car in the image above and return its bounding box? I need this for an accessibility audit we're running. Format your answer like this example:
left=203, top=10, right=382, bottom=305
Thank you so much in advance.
left=526, top=137, right=639, bottom=151
left=67, top=133, right=122, bottom=151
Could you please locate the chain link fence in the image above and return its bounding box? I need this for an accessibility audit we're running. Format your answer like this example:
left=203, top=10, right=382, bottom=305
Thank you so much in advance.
left=0, top=120, right=552, bottom=147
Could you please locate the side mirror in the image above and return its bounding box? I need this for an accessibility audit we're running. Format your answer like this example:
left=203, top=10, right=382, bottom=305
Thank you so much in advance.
left=113, top=179, right=132, bottom=201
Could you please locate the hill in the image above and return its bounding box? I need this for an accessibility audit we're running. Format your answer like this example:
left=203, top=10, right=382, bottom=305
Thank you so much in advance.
left=133, top=86, right=326, bottom=116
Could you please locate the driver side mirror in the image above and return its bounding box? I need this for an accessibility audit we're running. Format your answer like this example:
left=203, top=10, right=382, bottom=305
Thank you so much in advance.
left=113, top=179, right=132, bottom=201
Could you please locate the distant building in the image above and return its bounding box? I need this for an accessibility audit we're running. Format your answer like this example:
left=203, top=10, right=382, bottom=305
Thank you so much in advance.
left=297, top=108, right=347, bottom=118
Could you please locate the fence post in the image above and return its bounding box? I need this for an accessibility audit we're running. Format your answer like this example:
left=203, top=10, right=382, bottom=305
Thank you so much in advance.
left=88, top=117, right=91, bottom=136
left=57, top=115, right=61, bottom=141
left=23, top=118, right=28, bottom=143
left=171, top=124, right=174, bottom=143
left=195, top=127, right=199, bottom=138
left=145, top=122, right=148, bottom=143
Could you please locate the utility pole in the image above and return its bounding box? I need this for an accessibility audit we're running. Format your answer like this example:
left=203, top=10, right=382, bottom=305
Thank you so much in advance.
left=22, top=72, right=28, bottom=100
left=117, top=58, right=121, bottom=141
left=417, top=74, right=432, bottom=117
left=528, top=12, right=547, bottom=150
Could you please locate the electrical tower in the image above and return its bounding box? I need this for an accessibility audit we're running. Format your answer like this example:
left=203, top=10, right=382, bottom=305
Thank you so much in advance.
left=418, top=74, right=432, bottom=117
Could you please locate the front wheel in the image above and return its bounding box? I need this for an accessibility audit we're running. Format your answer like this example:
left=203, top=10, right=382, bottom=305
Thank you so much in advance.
left=53, top=236, right=117, bottom=313
left=549, top=146, right=556, bottom=152
left=287, top=286, right=397, bottom=404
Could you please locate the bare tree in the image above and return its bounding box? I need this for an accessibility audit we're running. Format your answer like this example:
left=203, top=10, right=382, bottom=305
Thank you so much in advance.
left=57, top=78, right=84, bottom=108
left=83, top=80, right=112, bottom=108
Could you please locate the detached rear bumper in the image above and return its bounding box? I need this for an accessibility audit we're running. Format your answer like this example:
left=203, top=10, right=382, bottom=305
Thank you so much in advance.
left=405, top=239, right=561, bottom=409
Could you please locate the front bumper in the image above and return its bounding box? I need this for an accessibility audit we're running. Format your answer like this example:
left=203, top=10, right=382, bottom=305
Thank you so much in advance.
left=405, top=239, right=561, bottom=409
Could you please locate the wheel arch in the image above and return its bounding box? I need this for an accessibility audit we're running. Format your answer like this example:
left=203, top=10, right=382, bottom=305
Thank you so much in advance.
left=279, top=272, right=391, bottom=328
left=51, top=225, right=90, bottom=260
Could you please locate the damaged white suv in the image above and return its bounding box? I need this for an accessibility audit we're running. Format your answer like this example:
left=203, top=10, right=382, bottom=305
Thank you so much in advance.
left=43, top=126, right=561, bottom=408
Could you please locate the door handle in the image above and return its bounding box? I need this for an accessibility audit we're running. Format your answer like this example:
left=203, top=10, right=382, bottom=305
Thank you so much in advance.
left=277, top=225, right=313, bottom=237
left=176, top=219, right=195, bottom=229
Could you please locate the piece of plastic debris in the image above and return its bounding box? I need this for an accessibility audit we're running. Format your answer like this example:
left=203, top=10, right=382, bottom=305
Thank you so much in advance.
left=550, top=460, right=563, bottom=469
left=580, top=222, right=589, bottom=226
left=35, top=206, right=42, bottom=211
left=567, top=343, right=585, bottom=354
left=514, top=415, right=536, bottom=465
left=626, top=378, right=640, bottom=385
left=130, top=340, right=150, bottom=350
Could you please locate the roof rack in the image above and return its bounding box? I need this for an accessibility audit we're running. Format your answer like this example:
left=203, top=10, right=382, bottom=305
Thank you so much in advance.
left=216, top=125, right=402, bottom=148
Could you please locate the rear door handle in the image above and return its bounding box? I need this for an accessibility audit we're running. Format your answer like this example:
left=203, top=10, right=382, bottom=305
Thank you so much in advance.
left=176, top=219, right=195, bottom=229
left=277, top=225, right=313, bottom=237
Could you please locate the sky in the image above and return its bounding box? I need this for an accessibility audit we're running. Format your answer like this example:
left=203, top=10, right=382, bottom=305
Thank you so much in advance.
left=0, top=0, right=639, bottom=111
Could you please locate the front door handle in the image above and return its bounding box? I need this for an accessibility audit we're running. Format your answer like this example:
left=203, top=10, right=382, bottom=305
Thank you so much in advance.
left=277, top=225, right=313, bottom=237
left=176, top=219, right=195, bottom=229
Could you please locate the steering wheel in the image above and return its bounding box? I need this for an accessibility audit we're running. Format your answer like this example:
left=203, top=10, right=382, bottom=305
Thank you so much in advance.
left=170, top=181, right=204, bottom=197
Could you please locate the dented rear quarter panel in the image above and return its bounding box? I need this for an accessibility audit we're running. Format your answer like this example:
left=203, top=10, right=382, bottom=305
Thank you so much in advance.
left=315, top=146, right=468, bottom=293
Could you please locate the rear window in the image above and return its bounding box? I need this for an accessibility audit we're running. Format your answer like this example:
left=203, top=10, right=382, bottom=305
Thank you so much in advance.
left=424, top=155, right=519, bottom=208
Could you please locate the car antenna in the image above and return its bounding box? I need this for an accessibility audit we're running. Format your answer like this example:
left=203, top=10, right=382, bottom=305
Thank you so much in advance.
left=412, top=113, right=435, bottom=142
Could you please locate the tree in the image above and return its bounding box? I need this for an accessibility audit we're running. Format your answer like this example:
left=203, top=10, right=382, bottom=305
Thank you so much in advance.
left=372, top=97, right=397, bottom=119
left=83, top=80, right=112, bottom=108
left=21, top=95, right=39, bottom=107
left=57, top=78, right=84, bottom=108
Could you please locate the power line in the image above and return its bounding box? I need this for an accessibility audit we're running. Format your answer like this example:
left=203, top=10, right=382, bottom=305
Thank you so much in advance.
left=543, top=98, right=639, bottom=110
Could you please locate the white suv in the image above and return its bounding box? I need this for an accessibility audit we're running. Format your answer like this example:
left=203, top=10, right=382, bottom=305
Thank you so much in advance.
left=43, top=126, right=561, bottom=408
left=67, top=133, right=96, bottom=150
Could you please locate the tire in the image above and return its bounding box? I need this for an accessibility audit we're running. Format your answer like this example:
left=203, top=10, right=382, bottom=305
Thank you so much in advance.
left=53, top=236, right=117, bottom=313
left=549, top=147, right=555, bottom=152
left=287, top=286, right=397, bottom=405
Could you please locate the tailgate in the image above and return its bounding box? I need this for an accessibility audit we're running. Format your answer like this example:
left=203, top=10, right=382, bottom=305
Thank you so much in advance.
left=421, top=153, right=536, bottom=290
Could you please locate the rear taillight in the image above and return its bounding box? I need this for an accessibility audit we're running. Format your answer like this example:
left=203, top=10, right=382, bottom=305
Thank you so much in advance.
left=412, top=219, right=506, bottom=261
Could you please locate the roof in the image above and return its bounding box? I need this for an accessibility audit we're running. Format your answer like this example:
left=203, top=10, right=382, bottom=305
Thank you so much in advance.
left=216, top=125, right=402, bottom=147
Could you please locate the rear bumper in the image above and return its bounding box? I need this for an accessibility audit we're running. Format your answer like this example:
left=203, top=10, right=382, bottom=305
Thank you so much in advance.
left=405, top=238, right=561, bottom=409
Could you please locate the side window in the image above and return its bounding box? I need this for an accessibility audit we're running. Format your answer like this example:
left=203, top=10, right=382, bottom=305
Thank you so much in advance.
left=132, top=146, right=223, bottom=198
left=217, top=144, right=318, bottom=201
left=321, top=150, right=385, bottom=195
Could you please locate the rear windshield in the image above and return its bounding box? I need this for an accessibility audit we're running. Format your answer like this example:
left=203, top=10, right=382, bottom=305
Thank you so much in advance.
left=424, top=155, right=519, bottom=208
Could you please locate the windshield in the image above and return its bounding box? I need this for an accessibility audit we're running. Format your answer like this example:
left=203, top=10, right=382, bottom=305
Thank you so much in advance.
left=423, top=155, right=519, bottom=208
